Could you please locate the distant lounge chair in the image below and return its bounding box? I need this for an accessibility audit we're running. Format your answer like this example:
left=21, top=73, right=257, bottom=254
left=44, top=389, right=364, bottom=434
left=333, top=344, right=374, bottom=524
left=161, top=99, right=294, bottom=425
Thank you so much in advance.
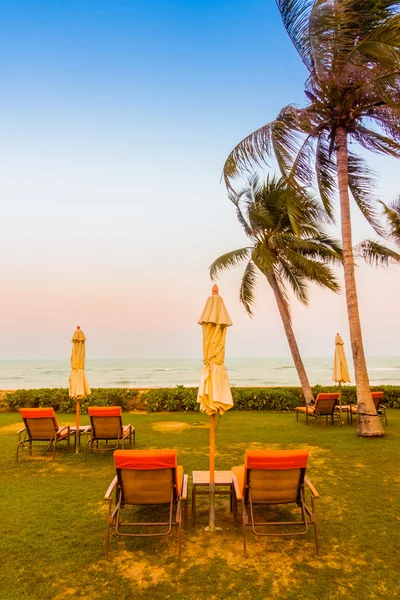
left=295, top=393, right=339, bottom=424
left=104, top=449, right=188, bottom=558
left=231, top=449, right=319, bottom=557
left=347, top=391, right=387, bottom=425
left=17, top=408, right=75, bottom=460
left=86, top=406, right=135, bottom=457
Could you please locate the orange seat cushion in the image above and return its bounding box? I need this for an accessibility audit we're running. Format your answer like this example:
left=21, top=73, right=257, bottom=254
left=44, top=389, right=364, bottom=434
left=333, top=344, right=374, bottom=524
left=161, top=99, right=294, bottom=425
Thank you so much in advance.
left=176, top=465, right=183, bottom=498
left=295, top=406, right=316, bottom=414
left=232, top=465, right=245, bottom=500
left=88, top=406, right=122, bottom=417
left=20, top=408, right=56, bottom=419
left=316, top=393, right=339, bottom=400
left=245, top=450, right=309, bottom=470
left=20, top=408, right=59, bottom=429
left=114, top=449, right=177, bottom=470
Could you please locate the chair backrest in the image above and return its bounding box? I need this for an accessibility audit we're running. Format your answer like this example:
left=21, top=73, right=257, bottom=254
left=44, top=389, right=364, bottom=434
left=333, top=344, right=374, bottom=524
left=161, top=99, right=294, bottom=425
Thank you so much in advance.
left=371, top=391, right=384, bottom=410
left=19, top=408, right=59, bottom=440
left=88, top=406, right=123, bottom=439
left=315, top=393, right=339, bottom=415
left=114, top=450, right=180, bottom=505
left=243, top=450, right=309, bottom=504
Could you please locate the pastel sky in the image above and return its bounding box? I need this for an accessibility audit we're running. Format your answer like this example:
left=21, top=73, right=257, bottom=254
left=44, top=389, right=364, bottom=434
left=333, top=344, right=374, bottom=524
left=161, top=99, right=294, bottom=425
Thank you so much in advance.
left=1, top=0, right=399, bottom=359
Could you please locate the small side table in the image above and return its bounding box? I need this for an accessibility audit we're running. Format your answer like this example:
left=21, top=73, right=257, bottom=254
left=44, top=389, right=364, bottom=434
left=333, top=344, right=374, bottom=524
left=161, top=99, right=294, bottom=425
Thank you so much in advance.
left=70, top=425, right=91, bottom=452
left=191, top=470, right=233, bottom=525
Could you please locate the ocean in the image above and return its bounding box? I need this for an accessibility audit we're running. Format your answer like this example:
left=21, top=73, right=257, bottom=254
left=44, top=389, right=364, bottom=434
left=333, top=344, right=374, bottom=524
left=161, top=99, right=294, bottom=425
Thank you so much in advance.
left=0, top=357, right=399, bottom=389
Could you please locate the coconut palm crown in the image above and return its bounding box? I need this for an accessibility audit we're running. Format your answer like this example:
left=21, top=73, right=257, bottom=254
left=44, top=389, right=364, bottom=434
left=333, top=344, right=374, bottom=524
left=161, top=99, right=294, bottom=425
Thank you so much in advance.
left=222, top=0, right=400, bottom=436
left=210, top=174, right=342, bottom=404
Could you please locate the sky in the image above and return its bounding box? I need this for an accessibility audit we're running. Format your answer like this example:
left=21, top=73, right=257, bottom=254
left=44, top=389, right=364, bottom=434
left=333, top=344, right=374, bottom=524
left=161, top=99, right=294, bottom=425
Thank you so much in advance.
left=0, top=0, right=399, bottom=360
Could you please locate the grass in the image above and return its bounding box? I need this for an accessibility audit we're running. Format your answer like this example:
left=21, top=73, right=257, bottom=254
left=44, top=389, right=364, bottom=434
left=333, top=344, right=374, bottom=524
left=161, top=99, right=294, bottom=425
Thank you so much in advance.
left=1, top=410, right=399, bottom=600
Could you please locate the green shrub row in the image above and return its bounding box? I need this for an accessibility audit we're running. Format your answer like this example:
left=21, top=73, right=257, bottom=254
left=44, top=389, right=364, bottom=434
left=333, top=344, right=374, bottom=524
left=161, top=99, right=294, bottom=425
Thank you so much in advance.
left=4, top=384, right=399, bottom=413
left=5, top=388, right=139, bottom=413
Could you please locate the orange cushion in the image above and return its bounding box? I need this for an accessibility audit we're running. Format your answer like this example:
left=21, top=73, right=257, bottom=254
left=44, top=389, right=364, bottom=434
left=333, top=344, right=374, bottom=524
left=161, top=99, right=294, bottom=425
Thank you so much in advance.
left=371, top=392, right=383, bottom=399
left=245, top=450, right=309, bottom=470
left=176, top=465, right=183, bottom=498
left=295, top=406, right=316, bottom=413
left=20, top=408, right=56, bottom=419
left=20, top=408, right=58, bottom=430
left=114, top=449, right=177, bottom=470
left=316, top=393, right=339, bottom=401
left=88, top=406, right=122, bottom=417
left=232, top=465, right=245, bottom=500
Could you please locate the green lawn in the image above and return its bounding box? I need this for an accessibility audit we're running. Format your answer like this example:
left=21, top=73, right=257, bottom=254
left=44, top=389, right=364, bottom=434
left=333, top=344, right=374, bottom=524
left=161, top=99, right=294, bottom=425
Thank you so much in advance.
left=1, top=410, right=399, bottom=600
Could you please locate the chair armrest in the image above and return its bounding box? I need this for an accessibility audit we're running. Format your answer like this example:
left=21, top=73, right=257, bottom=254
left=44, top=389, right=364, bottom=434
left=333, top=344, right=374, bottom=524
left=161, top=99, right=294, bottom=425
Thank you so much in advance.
left=17, top=427, right=26, bottom=434
left=304, top=476, right=319, bottom=498
left=181, top=474, right=188, bottom=501
left=232, top=473, right=242, bottom=501
left=104, top=476, right=118, bottom=501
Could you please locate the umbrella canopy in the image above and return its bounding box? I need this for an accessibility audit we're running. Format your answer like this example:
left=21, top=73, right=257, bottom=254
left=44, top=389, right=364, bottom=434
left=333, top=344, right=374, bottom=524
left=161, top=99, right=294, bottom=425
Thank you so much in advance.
left=69, top=326, right=90, bottom=452
left=197, top=285, right=233, bottom=532
left=197, top=286, right=233, bottom=416
left=333, top=333, right=351, bottom=384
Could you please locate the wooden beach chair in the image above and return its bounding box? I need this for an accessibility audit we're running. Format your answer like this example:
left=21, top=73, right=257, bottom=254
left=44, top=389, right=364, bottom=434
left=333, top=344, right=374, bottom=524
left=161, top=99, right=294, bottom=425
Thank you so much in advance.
left=231, top=450, right=319, bottom=557
left=104, top=449, right=188, bottom=558
left=17, top=408, right=75, bottom=460
left=86, top=406, right=135, bottom=457
left=295, top=392, right=339, bottom=424
left=347, top=391, right=387, bottom=425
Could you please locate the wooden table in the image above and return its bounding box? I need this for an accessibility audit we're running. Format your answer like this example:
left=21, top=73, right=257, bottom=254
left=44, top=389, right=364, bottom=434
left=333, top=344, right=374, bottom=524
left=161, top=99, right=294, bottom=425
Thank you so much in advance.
left=70, top=425, right=91, bottom=451
left=191, top=470, right=233, bottom=525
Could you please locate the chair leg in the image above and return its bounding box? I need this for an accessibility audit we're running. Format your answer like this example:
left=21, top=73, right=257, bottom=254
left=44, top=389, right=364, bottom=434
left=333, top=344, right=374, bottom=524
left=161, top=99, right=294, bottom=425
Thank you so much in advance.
left=242, top=506, right=248, bottom=558
left=313, top=520, right=320, bottom=555
left=105, top=518, right=112, bottom=559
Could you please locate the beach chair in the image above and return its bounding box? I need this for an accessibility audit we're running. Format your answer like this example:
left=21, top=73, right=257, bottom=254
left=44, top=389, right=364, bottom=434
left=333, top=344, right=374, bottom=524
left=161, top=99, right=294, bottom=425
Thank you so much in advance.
left=86, top=406, right=135, bottom=457
left=231, top=450, right=319, bottom=557
left=17, top=408, right=75, bottom=460
left=104, top=449, right=188, bottom=559
left=348, top=391, right=387, bottom=425
left=295, top=392, right=339, bottom=424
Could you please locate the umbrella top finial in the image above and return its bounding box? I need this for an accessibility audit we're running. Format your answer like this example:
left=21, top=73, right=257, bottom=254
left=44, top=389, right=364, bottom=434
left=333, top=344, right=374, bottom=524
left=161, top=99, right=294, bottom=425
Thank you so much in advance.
left=77, top=325, right=80, bottom=330
left=212, top=284, right=219, bottom=295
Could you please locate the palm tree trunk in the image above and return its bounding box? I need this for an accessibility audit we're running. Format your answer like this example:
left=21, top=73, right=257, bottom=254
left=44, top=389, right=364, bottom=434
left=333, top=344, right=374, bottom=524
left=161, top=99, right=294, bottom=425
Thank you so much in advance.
left=335, top=127, right=384, bottom=437
left=266, top=272, right=314, bottom=404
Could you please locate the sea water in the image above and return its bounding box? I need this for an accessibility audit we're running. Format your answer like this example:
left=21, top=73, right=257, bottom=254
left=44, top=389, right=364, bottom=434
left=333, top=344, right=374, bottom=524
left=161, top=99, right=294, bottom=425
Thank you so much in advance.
left=0, top=357, right=399, bottom=389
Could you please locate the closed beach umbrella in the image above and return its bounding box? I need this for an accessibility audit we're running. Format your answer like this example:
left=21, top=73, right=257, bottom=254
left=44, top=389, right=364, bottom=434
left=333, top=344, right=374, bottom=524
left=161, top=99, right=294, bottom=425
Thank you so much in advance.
left=69, top=326, right=91, bottom=452
left=333, top=333, right=350, bottom=424
left=197, top=284, right=233, bottom=531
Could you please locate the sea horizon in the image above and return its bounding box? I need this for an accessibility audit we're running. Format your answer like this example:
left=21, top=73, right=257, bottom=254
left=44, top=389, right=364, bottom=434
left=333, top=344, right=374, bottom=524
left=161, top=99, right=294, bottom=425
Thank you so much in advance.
left=1, top=356, right=399, bottom=389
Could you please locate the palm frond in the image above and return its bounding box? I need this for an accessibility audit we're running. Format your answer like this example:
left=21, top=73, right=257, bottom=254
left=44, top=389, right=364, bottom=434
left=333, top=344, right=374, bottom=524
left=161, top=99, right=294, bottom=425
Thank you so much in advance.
left=276, top=0, right=315, bottom=71
left=223, top=121, right=275, bottom=191
left=347, top=153, right=385, bottom=236
left=239, top=260, right=258, bottom=316
left=209, top=248, right=251, bottom=280
left=354, top=239, right=400, bottom=266
left=284, top=250, right=341, bottom=293
left=380, top=197, right=400, bottom=245
left=315, top=133, right=337, bottom=219
left=278, top=258, right=309, bottom=305
left=351, top=125, right=400, bottom=157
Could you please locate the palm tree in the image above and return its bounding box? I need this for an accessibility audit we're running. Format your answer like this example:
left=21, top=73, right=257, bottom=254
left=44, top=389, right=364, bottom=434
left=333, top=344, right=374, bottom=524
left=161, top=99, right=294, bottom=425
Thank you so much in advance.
left=210, top=174, right=342, bottom=405
left=222, top=1, right=400, bottom=437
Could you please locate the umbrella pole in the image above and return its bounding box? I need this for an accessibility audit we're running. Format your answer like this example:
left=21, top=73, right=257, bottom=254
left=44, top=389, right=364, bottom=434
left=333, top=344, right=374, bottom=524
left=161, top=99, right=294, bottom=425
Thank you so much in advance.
left=208, top=413, right=216, bottom=532
left=339, top=382, right=343, bottom=427
left=75, top=399, right=80, bottom=453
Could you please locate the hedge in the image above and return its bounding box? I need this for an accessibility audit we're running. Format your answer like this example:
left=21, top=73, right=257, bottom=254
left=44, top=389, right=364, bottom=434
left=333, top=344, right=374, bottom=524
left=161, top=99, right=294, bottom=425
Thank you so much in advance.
left=5, top=388, right=139, bottom=413
left=3, top=384, right=400, bottom=413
